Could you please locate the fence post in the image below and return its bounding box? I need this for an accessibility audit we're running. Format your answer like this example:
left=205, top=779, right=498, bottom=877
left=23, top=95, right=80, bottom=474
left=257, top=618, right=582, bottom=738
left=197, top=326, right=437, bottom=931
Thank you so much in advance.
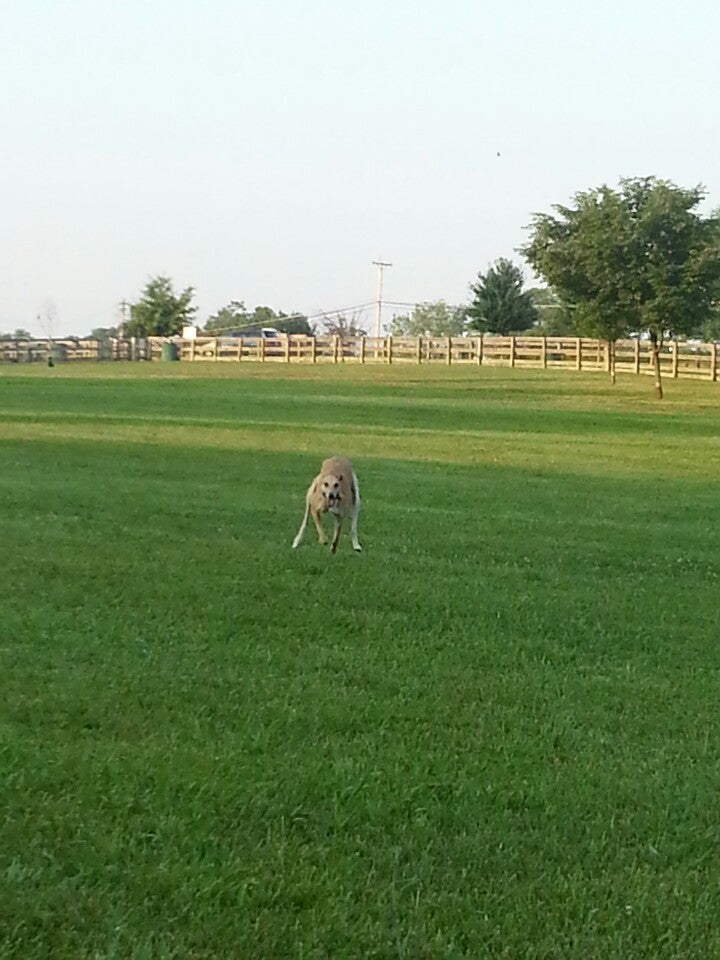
left=672, top=340, right=678, bottom=378
left=446, top=336, right=452, bottom=365
left=576, top=337, right=582, bottom=371
left=359, top=337, right=365, bottom=364
left=416, top=336, right=422, bottom=364
left=311, top=336, right=317, bottom=364
left=214, top=337, right=219, bottom=361
left=131, top=336, right=137, bottom=361
left=387, top=336, right=393, bottom=365
left=509, top=336, right=515, bottom=368
left=259, top=337, right=266, bottom=362
left=285, top=337, right=291, bottom=363
left=236, top=339, right=242, bottom=362
left=477, top=335, right=484, bottom=366
left=711, top=342, right=717, bottom=382
left=634, top=338, right=640, bottom=375
left=542, top=336, right=547, bottom=369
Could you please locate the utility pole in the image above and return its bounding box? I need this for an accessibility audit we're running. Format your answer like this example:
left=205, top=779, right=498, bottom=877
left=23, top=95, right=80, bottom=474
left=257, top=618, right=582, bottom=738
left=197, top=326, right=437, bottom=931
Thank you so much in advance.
left=372, top=259, right=392, bottom=338
left=118, top=300, right=130, bottom=338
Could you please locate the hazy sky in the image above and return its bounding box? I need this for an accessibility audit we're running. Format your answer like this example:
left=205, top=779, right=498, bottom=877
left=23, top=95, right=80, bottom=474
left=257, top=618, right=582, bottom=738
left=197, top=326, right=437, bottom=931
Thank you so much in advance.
left=2, top=0, right=719, bottom=336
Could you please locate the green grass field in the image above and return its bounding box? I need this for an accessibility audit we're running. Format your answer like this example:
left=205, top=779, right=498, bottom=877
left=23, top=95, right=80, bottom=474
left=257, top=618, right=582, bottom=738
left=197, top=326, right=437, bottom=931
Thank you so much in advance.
left=1, top=362, right=719, bottom=959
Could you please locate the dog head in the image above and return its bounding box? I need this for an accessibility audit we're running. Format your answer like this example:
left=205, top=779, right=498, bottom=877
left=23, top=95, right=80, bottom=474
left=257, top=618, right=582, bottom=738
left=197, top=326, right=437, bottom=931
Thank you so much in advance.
left=319, top=472, right=344, bottom=510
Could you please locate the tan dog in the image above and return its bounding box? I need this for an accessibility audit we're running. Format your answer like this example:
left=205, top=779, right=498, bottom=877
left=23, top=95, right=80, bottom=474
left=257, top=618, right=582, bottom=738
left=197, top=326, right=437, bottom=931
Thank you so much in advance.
left=292, top=456, right=362, bottom=553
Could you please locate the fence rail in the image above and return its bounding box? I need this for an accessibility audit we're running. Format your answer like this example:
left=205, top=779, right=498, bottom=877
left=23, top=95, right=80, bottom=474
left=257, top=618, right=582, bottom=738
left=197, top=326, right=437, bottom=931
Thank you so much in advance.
left=1, top=334, right=718, bottom=382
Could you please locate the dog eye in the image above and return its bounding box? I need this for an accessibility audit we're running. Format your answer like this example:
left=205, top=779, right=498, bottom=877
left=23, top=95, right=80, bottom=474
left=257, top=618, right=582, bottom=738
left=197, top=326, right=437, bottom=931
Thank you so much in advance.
left=333, top=482, right=339, bottom=489
left=322, top=481, right=328, bottom=487
left=338, top=475, right=343, bottom=481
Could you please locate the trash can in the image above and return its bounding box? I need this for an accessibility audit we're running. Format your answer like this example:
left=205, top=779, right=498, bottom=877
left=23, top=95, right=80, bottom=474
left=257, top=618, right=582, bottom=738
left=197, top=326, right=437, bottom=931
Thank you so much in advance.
left=161, top=341, right=180, bottom=361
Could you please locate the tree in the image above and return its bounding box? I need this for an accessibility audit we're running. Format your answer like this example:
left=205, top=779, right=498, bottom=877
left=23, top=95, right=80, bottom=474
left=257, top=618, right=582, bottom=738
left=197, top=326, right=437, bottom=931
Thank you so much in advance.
left=91, top=326, right=119, bottom=342
left=247, top=305, right=277, bottom=329
left=321, top=312, right=367, bottom=337
left=523, top=177, right=720, bottom=398
left=527, top=287, right=579, bottom=336
left=127, top=276, right=196, bottom=337
left=389, top=301, right=466, bottom=337
left=0, top=328, right=32, bottom=340
left=204, top=300, right=248, bottom=334
left=251, top=306, right=313, bottom=336
left=271, top=313, right=313, bottom=336
left=700, top=306, right=720, bottom=343
left=38, top=299, right=57, bottom=339
left=467, top=258, right=538, bottom=334
left=203, top=302, right=313, bottom=336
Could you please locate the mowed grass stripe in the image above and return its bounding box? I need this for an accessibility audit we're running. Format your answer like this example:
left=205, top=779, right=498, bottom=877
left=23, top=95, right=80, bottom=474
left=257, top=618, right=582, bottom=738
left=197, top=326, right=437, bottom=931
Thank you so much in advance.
left=1, top=415, right=719, bottom=481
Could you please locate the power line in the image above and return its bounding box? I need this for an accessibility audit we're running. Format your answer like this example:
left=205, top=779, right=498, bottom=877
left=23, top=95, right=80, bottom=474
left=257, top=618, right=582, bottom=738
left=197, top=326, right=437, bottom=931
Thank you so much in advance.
left=311, top=301, right=376, bottom=319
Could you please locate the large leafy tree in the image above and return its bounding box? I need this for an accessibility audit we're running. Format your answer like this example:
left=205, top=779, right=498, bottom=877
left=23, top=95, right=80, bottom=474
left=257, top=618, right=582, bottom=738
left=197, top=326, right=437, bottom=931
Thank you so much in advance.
left=523, top=177, right=720, bottom=398
left=389, top=301, right=466, bottom=337
left=127, top=276, right=196, bottom=337
left=467, top=258, right=537, bottom=334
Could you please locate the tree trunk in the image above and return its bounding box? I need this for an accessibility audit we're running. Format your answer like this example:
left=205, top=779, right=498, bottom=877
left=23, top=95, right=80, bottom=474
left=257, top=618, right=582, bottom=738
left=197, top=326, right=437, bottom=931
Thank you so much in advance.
left=649, top=334, right=663, bottom=400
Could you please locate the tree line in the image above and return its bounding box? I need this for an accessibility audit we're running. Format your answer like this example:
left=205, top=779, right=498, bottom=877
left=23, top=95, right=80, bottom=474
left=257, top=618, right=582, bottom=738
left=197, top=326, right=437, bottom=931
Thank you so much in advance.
left=76, top=175, right=720, bottom=400
left=99, top=260, right=542, bottom=344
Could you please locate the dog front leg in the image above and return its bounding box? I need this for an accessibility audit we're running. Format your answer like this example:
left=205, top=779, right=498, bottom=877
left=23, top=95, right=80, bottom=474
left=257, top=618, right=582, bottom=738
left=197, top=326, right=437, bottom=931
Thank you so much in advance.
left=311, top=507, right=327, bottom=545
left=331, top=516, right=342, bottom=554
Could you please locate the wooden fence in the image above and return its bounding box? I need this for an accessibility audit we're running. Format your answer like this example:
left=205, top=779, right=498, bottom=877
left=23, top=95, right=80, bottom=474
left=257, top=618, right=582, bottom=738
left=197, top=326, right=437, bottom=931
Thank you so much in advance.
left=1, top=334, right=718, bottom=382
left=0, top=338, right=133, bottom=363
left=158, top=334, right=719, bottom=382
